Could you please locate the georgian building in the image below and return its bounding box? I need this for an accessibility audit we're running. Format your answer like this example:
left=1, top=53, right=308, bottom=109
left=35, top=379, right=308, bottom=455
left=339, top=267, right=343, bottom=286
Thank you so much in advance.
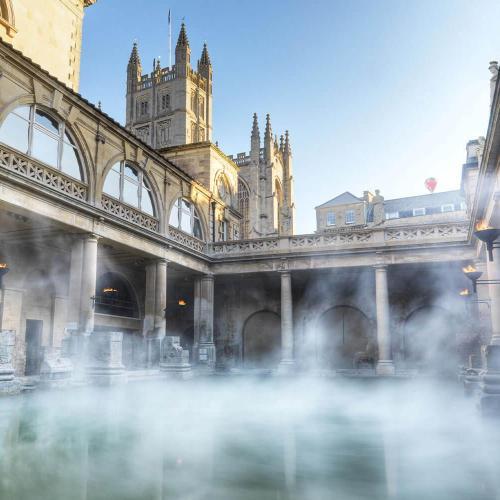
left=0, top=0, right=498, bottom=381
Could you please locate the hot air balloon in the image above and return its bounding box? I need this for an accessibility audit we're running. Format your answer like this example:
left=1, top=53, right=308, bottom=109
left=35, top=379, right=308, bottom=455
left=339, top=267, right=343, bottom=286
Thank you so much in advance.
left=424, top=177, right=437, bottom=193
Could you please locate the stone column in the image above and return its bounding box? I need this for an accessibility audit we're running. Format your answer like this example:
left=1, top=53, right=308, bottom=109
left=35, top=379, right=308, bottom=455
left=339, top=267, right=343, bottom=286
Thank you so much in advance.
left=195, top=274, right=216, bottom=372
left=278, top=270, right=295, bottom=372
left=487, top=245, right=500, bottom=345
left=146, top=259, right=167, bottom=367
left=80, top=234, right=99, bottom=335
left=375, top=264, right=395, bottom=375
left=67, top=237, right=84, bottom=330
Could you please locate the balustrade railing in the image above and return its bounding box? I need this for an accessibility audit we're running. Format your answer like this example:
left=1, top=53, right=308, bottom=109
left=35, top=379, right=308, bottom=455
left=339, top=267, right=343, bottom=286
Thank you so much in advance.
left=101, top=194, right=160, bottom=232
left=168, top=225, right=206, bottom=253
left=0, top=144, right=87, bottom=201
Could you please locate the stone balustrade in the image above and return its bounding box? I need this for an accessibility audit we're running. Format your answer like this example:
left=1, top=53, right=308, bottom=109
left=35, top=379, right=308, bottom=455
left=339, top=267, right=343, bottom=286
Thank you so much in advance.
left=168, top=225, right=206, bottom=253
left=101, top=194, right=160, bottom=232
left=0, top=144, right=88, bottom=201
left=207, top=222, right=469, bottom=257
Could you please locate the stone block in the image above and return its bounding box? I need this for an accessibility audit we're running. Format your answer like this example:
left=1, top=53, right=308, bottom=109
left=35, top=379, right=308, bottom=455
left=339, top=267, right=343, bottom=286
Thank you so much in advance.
left=160, top=336, right=192, bottom=380
left=86, top=331, right=127, bottom=386
left=0, top=330, right=20, bottom=394
left=39, top=347, right=73, bottom=389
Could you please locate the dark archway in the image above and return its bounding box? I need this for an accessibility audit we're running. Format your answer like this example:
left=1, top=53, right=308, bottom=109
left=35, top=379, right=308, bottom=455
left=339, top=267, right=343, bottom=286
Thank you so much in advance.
left=316, top=306, right=373, bottom=369
left=242, top=311, right=281, bottom=369
left=95, top=272, right=139, bottom=318
left=403, top=306, right=459, bottom=374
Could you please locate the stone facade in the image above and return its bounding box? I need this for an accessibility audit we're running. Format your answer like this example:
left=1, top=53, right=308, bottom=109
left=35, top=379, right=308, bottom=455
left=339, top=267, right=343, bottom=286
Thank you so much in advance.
left=0, top=8, right=498, bottom=385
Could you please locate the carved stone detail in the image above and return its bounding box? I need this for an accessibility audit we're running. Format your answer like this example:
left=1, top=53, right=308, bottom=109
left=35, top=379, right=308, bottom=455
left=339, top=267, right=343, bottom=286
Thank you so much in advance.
left=101, top=194, right=160, bottom=232
left=168, top=225, right=205, bottom=252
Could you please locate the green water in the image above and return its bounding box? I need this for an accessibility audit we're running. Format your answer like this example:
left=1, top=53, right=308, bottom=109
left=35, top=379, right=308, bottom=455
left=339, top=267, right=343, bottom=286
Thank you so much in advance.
left=0, top=378, right=498, bottom=500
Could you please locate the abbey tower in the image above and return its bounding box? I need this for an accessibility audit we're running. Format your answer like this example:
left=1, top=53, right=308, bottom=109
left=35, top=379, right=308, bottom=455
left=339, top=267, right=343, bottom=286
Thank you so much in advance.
left=125, top=23, right=212, bottom=149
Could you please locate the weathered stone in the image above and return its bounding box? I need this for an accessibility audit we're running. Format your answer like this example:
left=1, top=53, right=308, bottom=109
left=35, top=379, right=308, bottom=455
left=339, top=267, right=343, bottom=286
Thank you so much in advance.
left=0, top=330, right=20, bottom=394
left=160, top=336, right=192, bottom=380
left=39, top=348, right=73, bottom=389
left=479, top=345, right=500, bottom=417
left=86, top=331, right=127, bottom=386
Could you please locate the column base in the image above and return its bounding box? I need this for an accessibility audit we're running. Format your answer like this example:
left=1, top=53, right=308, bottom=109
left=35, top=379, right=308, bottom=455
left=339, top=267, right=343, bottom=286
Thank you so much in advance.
left=194, top=342, right=216, bottom=374
left=376, top=360, right=395, bottom=376
left=275, top=359, right=296, bottom=376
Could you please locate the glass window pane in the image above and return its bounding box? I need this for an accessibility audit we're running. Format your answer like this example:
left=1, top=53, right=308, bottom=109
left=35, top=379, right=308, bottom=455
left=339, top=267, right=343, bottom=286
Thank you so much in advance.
left=0, top=112, right=29, bottom=154
left=32, top=127, right=59, bottom=168
left=141, top=185, right=154, bottom=215
left=103, top=169, right=121, bottom=199
left=13, top=106, right=31, bottom=120
left=35, top=109, right=59, bottom=135
left=61, top=143, right=81, bottom=179
left=180, top=211, right=191, bottom=233
left=181, top=199, right=191, bottom=211
left=169, top=200, right=179, bottom=226
left=124, top=164, right=138, bottom=180
left=123, top=177, right=139, bottom=207
left=193, top=218, right=202, bottom=239
left=111, top=162, right=121, bottom=174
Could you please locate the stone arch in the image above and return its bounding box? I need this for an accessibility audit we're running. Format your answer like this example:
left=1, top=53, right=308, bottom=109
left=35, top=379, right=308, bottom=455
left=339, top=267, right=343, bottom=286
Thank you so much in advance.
left=214, top=170, right=233, bottom=203
left=95, top=271, right=141, bottom=319
left=168, top=195, right=206, bottom=240
left=242, top=310, right=281, bottom=369
left=316, top=305, right=374, bottom=369
left=402, top=305, right=459, bottom=374
left=0, top=102, right=93, bottom=192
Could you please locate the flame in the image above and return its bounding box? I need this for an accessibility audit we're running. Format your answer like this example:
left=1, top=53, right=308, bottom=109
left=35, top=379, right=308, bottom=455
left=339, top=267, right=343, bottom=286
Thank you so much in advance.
left=476, top=220, right=492, bottom=231
left=462, top=265, right=476, bottom=273
left=0, top=263, right=7, bottom=269
left=103, top=288, right=118, bottom=294
left=178, top=299, right=187, bottom=306
left=459, top=288, right=470, bottom=296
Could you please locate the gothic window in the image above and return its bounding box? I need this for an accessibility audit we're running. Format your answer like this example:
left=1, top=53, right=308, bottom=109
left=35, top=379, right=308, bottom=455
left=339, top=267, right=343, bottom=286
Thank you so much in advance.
left=157, top=120, right=171, bottom=147
left=139, top=101, right=149, bottom=116
left=217, top=175, right=231, bottom=205
left=103, top=161, right=155, bottom=216
left=199, top=97, right=205, bottom=119
left=169, top=198, right=203, bottom=239
left=345, top=210, right=355, bottom=224
left=160, top=94, right=170, bottom=111
left=191, top=121, right=197, bottom=143
left=0, top=105, right=83, bottom=180
left=199, top=127, right=205, bottom=141
left=191, top=92, right=197, bottom=113
left=134, top=126, right=150, bottom=144
left=238, top=179, right=250, bottom=239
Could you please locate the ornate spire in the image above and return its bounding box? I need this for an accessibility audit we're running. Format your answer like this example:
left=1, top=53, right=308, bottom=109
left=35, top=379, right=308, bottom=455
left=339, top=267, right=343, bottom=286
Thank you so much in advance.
left=264, top=114, right=272, bottom=142
left=284, top=130, right=291, bottom=155
left=200, top=43, right=211, bottom=66
left=176, top=22, right=189, bottom=48
left=128, top=42, right=141, bottom=66
left=279, top=135, right=284, bottom=153
left=251, top=113, right=260, bottom=138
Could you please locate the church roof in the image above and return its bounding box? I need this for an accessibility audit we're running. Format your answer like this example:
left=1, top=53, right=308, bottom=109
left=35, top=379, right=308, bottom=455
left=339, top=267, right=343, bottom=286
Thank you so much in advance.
left=315, top=191, right=362, bottom=209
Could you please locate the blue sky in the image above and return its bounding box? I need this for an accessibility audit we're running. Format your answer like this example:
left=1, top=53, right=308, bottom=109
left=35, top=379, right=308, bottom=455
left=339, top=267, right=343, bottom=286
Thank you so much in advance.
left=81, top=0, right=500, bottom=233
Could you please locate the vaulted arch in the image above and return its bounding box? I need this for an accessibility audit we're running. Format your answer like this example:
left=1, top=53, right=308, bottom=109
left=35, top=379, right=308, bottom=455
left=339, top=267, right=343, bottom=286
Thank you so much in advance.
left=242, top=310, right=281, bottom=369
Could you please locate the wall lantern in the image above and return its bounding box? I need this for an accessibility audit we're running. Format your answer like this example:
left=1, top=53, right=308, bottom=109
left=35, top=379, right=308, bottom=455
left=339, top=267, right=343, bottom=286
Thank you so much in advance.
left=473, top=221, right=500, bottom=262
left=178, top=298, right=187, bottom=307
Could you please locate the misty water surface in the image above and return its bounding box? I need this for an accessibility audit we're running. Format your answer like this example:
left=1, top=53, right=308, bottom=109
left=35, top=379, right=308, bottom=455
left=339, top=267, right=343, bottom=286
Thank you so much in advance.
left=0, top=378, right=498, bottom=500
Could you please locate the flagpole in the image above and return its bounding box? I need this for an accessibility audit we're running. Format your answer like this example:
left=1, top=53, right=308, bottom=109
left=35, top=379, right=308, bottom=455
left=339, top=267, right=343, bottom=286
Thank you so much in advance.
left=168, top=9, right=172, bottom=68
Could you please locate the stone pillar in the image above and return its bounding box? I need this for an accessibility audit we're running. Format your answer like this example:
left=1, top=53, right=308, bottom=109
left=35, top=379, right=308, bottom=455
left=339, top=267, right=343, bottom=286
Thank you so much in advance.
left=146, top=259, right=167, bottom=367
left=195, top=274, right=216, bottom=372
left=67, top=237, right=84, bottom=330
left=487, top=245, right=500, bottom=345
left=278, top=270, right=295, bottom=372
left=375, top=264, right=395, bottom=375
left=80, top=234, right=99, bottom=335
left=86, top=331, right=126, bottom=385
left=0, top=330, right=20, bottom=393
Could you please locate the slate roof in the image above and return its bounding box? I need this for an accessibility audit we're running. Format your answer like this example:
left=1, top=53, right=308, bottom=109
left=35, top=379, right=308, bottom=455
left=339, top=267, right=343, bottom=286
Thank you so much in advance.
left=315, top=191, right=362, bottom=209
left=384, top=190, right=464, bottom=214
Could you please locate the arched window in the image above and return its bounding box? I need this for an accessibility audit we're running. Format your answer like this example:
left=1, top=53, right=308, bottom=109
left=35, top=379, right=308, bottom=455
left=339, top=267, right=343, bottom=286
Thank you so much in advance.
left=103, top=161, right=155, bottom=216
left=216, top=174, right=231, bottom=205
left=238, top=179, right=250, bottom=239
left=95, top=272, right=139, bottom=318
left=169, top=198, right=203, bottom=239
left=0, top=105, right=83, bottom=180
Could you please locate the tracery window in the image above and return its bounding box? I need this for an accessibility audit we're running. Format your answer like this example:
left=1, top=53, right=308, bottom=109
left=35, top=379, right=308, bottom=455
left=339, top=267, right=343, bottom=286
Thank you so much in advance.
left=160, top=94, right=170, bottom=111
left=0, top=105, right=82, bottom=180
left=238, top=179, right=250, bottom=239
left=169, top=198, right=203, bottom=239
left=103, top=161, right=155, bottom=215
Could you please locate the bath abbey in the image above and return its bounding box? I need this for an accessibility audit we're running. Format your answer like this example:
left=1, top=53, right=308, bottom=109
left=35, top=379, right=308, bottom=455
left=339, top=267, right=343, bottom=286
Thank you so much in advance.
left=0, top=0, right=499, bottom=396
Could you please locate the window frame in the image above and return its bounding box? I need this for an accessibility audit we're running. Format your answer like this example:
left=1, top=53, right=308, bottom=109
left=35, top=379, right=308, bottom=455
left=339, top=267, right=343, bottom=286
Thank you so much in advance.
left=326, top=211, right=336, bottom=226
left=345, top=210, right=355, bottom=225
left=103, top=161, right=155, bottom=216
left=385, top=212, right=399, bottom=220
left=441, top=204, right=455, bottom=213
left=169, top=197, right=203, bottom=240
left=0, top=104, right=83, bottom=180
left=412, top=208, right=426, bottom=216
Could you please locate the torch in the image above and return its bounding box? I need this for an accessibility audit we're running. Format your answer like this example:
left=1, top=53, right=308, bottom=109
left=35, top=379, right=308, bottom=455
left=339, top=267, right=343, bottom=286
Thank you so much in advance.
left=473, top=220, right=500, bottom=262
left=462, top=264, right=482, bottom=294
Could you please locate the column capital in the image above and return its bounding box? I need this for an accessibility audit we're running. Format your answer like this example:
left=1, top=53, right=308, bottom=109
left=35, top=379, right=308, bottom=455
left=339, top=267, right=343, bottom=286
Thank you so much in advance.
left=201, top=273, right=215, bottom=282
left=82, top=232, right=100, bottom=242
left=277, top=258, right=290, bottom=274
left=374, top=263, right=388, bottom=271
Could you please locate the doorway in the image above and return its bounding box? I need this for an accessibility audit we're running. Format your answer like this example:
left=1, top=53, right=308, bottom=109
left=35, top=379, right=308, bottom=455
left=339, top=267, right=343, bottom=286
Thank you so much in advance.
left=25, top=319, right=43, bottom=375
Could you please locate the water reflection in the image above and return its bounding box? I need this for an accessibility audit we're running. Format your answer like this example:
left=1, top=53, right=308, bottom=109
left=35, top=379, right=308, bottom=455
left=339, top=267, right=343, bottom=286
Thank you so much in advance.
left=0, top=379, right=499, bottom=500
